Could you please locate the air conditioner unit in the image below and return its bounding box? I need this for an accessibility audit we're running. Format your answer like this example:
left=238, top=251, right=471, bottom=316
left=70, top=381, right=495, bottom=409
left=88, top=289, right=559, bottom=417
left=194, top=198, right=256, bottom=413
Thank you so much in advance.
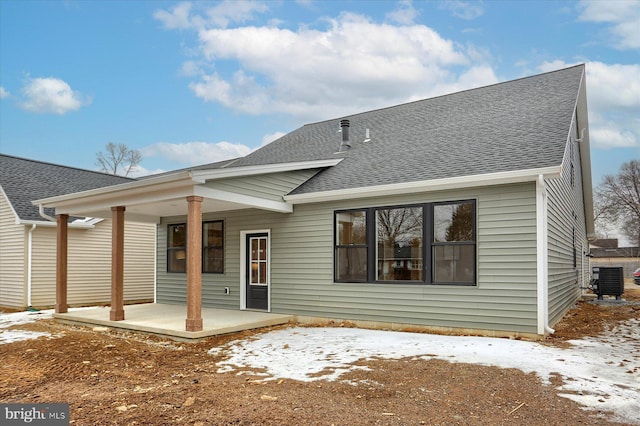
left=591, top=266, right=624, bottom=300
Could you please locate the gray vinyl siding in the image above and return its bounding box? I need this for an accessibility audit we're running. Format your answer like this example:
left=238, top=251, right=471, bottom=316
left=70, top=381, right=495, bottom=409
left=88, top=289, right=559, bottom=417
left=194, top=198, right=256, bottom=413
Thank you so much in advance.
left=205, top=170, right=319, bottom=202
left=0, top=190, right=26, bottom=309
left=30, top=220, right=155, bottom=308
left=546, top=113, right=587, bottom=326
left=157, top=182, right=539, bottom=334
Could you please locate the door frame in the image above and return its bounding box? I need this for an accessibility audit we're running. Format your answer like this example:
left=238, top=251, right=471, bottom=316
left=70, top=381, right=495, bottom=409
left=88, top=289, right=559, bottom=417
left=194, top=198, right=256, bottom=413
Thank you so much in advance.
left=240, top=229, right=271, bottom=311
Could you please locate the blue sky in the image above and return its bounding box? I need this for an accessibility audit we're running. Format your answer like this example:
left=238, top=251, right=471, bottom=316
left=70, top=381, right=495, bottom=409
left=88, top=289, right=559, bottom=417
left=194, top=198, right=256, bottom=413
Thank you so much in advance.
left=1, top=0, right=638, bottom=186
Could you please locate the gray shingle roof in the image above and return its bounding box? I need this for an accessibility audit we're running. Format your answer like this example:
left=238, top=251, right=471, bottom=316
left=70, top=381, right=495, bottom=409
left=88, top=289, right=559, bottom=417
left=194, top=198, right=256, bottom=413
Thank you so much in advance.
left=0, top=154, right=133, bottom=221
left=232, top=65, right=585, bottom=195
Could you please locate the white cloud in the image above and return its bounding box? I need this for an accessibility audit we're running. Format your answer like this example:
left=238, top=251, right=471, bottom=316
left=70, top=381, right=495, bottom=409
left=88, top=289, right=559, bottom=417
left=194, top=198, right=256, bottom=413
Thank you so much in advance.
left=578, top=0, right=640, bottom=49
left=177, top=11, right=496, bottom=121
left=538, top=60, right=640, bottom=150
left=154, top=0, right=268, bottom=30
left=19, top=77, right=90, bottom=115
left=439, top=0, right=484, bottom=20
left=386, top=0, right=419, bottom=25
left=0, top=86, right=9, bottom=99
left=140, top=141, right=252, bottom=166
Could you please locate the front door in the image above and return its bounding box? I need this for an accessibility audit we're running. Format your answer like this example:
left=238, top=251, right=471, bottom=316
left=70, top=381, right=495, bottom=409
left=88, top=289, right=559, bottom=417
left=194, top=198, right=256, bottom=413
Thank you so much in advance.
left=246, top=233, right=269, bottom=310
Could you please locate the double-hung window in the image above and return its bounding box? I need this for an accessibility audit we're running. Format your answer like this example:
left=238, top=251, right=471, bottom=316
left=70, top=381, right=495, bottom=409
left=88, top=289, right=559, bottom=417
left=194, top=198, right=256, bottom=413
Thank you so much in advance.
left=335, top=200, right=476, bottom=285
left=167, top=220, right=225, bottom=273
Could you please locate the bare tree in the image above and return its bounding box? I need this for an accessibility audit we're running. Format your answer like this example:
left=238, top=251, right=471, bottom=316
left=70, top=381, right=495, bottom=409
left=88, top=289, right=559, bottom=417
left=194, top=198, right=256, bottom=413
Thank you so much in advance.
left=596, top=160, right=640, bottom=246
left=96, top=142, right=142, bottom=177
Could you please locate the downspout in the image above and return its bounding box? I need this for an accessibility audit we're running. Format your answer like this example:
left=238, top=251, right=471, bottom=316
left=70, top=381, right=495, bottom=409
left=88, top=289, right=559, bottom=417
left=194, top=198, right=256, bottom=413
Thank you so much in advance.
left=38, top=204, right=56, bottom=222
left=536, top=174, right=554, bottom=335
left=27, top=224, right=36, bottom=309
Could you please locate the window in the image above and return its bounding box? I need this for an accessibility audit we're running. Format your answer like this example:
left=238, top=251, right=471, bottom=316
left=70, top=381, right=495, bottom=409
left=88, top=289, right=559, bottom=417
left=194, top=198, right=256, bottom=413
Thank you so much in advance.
left=167, top=223, right=186, bottom=273
left=376, top=207, right=423, bottom=281
left=335, top=210, right=368, bottom=281
left=432, top=202, right=475, bottom=284
left=167, top=221, right=225, bottom=273
left=334, top=200, right=476, bottom=285
left=203, top=221, right=224, bottom=273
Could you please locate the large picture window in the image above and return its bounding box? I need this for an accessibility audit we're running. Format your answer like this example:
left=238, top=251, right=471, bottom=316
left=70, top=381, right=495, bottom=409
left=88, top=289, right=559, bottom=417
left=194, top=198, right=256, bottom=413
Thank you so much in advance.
left=203, top=220, right=224, bottom=273
left=167, top=223, right=186, bottom=273
left=335, top=200, right=476, bottom=285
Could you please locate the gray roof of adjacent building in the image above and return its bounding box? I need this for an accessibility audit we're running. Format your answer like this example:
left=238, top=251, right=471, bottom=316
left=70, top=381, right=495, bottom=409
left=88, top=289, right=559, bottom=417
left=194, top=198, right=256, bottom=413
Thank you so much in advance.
left=231, top=64, right=585, bottom=195
left=0, top=154, right=133, bottom=222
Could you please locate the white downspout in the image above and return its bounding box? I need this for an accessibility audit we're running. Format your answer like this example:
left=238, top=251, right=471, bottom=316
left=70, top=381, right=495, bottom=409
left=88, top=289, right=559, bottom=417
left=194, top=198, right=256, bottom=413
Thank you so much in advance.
left=27, top=224, right=36, bottom=308
left=536, top=174, right=554, bottom=335
left=38, top=204, right=56, bottom=222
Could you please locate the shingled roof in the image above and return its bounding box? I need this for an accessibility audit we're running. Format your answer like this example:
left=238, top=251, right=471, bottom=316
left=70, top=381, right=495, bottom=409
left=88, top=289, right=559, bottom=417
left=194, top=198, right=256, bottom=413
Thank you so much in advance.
left=232, top=65, right=585, bottom=195
left=0, top=154, right=133, bottom=222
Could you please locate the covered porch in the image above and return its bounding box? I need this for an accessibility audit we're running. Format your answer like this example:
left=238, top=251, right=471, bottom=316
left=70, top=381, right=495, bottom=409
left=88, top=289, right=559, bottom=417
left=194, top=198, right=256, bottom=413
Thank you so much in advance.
left=54, top=303, right=293, bottom=340
left=32, top=160, right=340, bottom=335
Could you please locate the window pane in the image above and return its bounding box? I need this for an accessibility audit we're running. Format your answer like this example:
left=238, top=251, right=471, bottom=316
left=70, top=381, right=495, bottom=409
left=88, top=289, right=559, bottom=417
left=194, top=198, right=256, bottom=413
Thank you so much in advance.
left=433, top=244, right=474, bottom=283
left=203, top=248, right=223, bottom=273
left=376, top=207, right=423, bottom=281
left=336, top=247, right=367, bottom=281
left=337, top=211, right=367, bottom=245
left=168, top=249, right=186, bottom=273
left=434, top=202, right=473, bottom=242
left=169, top=224, right=185, bottom=247
left=204, top=221, right=223, bottom=247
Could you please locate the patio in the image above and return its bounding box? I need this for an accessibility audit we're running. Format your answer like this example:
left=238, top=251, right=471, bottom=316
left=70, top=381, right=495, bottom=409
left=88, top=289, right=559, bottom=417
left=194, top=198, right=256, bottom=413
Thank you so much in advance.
left=53, top=303, right=294, bottom=341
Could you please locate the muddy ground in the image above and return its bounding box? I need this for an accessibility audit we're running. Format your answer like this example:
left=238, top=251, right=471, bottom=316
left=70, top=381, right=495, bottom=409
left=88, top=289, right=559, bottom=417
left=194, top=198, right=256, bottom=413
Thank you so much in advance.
left=1, top=283, right=639, bottom=425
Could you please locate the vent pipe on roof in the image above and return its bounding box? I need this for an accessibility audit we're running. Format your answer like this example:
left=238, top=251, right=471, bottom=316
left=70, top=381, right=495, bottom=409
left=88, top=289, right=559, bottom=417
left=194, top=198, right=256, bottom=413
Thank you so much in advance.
left=339, top=119, right=351, bottom=152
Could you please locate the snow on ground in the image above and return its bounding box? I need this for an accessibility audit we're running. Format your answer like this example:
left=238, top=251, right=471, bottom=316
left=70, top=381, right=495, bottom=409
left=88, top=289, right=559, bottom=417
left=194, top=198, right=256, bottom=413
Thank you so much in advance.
left=0, top=309, right=54, bottom=344
left=212, top=320, right=640, bottom=425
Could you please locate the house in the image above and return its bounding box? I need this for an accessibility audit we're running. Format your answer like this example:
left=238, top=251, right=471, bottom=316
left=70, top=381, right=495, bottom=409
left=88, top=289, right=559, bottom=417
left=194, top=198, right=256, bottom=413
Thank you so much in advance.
left=590, top=238, right=640, bottom=278
left=34, top=64, right=594, bottom=338
left=0, top=155, right=156, bottom=310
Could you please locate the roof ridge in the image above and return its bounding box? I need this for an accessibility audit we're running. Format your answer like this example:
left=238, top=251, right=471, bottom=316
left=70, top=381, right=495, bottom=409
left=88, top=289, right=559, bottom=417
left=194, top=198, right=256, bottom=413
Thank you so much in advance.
left=0, top=153, right=136, bottom=181
left=302, top=64, right=586, bottom=127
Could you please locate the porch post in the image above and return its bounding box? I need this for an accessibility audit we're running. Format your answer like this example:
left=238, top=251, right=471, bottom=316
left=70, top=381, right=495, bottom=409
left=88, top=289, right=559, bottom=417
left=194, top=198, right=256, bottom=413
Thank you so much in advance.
left=185, top=195, right=203, bottom=331
left=55, top=214, right=68, bottom=314
left=110, top=206, right=125, bottom=321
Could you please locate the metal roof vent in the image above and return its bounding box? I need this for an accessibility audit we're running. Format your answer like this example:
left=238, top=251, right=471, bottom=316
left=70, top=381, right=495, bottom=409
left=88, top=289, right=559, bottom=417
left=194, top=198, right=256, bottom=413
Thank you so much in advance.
left=338, top=119, right=351, bottom=152
left=363, top=128, right=371, bottom=143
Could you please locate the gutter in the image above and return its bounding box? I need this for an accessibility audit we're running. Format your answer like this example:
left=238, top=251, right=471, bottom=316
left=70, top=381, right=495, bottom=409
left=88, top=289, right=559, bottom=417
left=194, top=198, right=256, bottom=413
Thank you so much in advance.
left=536, top=174, right=554, bottom=335
left=27, top=224, right=36, bottom=308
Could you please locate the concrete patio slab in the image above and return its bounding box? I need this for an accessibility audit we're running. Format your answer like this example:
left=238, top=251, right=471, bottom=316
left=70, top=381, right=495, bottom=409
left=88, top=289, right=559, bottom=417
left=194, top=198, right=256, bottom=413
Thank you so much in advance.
left=53, top=303, right=294, bottom=340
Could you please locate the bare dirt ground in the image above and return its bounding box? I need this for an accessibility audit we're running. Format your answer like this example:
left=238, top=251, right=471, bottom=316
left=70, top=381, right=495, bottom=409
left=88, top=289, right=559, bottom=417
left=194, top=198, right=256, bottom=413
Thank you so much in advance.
left=1, top=283, right=639, bottom=426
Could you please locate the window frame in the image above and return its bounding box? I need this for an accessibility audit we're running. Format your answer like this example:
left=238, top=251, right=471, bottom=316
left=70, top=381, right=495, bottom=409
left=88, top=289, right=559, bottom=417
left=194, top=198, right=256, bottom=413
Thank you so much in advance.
left=333, top=200, right=477, bottom=286
left=202, top=220, right=225, bottom=274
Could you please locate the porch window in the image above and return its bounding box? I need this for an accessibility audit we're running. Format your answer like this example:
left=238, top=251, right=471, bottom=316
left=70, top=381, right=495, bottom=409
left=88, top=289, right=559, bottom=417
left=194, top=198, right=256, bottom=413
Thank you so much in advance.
left=334, top=200, right=476, bottom=285
left=335, top=210, right=368, bottom=282
left=203, top=220, right=224, bottom=273
left=167, top=223, right=186, bottom=273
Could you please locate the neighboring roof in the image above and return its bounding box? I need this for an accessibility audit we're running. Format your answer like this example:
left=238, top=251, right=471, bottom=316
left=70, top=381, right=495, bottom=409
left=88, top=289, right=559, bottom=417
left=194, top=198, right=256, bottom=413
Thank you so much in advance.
left=591, top=247, right=640, bottom=258
left=232, top=65, right=585, bottom=195
left=590, top=238, right=619, bottom=249
left=0, top=154, right=133, bottom=222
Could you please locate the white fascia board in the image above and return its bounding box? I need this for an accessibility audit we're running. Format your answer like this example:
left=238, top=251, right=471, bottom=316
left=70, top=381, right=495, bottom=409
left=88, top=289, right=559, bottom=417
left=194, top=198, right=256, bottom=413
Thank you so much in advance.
left=17, top=219, right=96, bottom=229
left=284, top=166, right=562, bottom=204
left=47, top=185, right=196, bottom=216
left=32, top=171, right=193, bottom=207
left=190, top=159, right=343, bottom=182
left=194, top=186, right=293, bottom=213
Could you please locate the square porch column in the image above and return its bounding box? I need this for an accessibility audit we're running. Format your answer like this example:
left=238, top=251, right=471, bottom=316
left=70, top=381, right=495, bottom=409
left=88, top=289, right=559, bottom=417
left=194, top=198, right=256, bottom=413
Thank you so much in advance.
left=185, top=195, right=203, bottom=331
left=110, top=206, right=125, bottom=321
left=55, top=214, right=69, bottom=314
